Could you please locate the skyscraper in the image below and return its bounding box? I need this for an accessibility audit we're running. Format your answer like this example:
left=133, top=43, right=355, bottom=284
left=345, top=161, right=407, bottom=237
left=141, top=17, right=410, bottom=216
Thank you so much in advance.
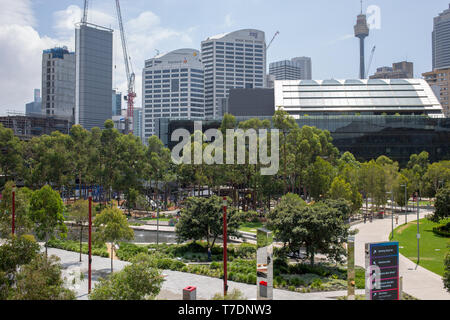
left=291, top=57, right=312, bottom=80
left=201, top=29, right=266, bottom=119
left=269, top=57, right=312, bottom=80
left=112, top=90, right=122, bottom=116
left=142, top=48, right=204, bottom=140
left=42, top=47, right=75, bottom=119
left=269, top=60, right=302, bottom=80
left=433, top=5, right=450, bottom=70
left=25, top=89, right=42, bottom=115
left=75, top=24, right=113, bottom=130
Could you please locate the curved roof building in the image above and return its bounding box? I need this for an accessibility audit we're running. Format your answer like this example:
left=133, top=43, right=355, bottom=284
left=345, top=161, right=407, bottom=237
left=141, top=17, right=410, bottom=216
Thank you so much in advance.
left=274, top=79, right=444, bottom=118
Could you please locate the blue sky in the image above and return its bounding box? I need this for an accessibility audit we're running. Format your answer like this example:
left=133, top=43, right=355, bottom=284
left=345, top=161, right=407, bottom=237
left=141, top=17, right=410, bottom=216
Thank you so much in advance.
left=1, top=0, right=449, bottom=113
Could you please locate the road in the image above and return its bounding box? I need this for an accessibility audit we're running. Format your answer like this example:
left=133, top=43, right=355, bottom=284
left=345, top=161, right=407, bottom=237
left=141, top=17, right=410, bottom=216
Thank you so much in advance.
left=351, top=209, right=450, bottom=300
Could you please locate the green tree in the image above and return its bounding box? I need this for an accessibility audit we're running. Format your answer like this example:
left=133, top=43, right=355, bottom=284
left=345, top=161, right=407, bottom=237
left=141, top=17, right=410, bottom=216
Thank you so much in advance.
left=433, top=186, right=450, bottom=221
left=423, top=161, right=450, bottom=197
left=0, top=182, right=33, bottom=237
left=99, top=120, right=121, bottom=202
left=0, top=124, right=23, bottom=184
left=94, top=206, right=134, bottom=272
left=12, top=253, right=75, bottom=300
left=67, top=200, right=90, bottom=262
left=175, top=196, right=242, bottom=252
left=268, top=195, right=350, bottom=266
left=305, top=156, right=335, bottom=200
left=69, top=125, right=91, bottom=200
left=0, top=235, right=40, bottom=299
left=329, top=177, right=353, bottom=201
left=89, top=253, right=164, bottom=300
left=29, top=185, right=67, bottom=256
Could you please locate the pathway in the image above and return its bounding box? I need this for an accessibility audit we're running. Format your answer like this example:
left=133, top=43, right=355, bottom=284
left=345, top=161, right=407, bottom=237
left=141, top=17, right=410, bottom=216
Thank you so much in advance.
left=47, top=248, right=364, bottom=300
left=351, top=210, right=450, bottom=300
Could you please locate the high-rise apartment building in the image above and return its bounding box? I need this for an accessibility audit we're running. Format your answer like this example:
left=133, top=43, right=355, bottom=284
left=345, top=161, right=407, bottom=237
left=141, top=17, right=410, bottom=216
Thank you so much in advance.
left=112, top=90, right=122, bottom=116
left=142, top=48, right=204, bottom=140
left=433, top=5, right=450, bottom=70
left=201, top=29, right=266, bottom=119
left=269, top=57, right=312, bottom=81
left=269, top=60, right=302, bottom=80
left=291, top=57, right=312, bottom=80
left=133, top=107, right=143, bottom=141
left=26, top=89, right=42, bottom=115
left=423, top=68, right=450, bottom=116
left=370, top=61, right=414, bottom=79
left=42, top=47, right=75, bottom=119
left=75, top=24, right=113, bottom=130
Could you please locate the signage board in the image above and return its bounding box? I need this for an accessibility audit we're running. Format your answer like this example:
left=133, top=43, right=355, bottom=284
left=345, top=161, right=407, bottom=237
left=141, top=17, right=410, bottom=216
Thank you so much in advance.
left=365, top=242, right=400, bottom=300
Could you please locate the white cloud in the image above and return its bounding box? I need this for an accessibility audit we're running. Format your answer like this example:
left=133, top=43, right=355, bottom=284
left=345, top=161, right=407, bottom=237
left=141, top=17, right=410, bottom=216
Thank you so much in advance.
left=327, top=34, right=354, bottom=46
left=0, top=1, right=197, bottom=114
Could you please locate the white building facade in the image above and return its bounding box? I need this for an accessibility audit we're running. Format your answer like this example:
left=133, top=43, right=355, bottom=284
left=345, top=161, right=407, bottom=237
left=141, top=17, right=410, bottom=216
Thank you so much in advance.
left=142, top=48, right=204, bottom=140
left=201, top=29, right=266, bottom=119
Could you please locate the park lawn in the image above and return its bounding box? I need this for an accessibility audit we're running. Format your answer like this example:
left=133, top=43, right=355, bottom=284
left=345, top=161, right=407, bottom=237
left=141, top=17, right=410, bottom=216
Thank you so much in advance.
left=392, top=219, right=450, bottom=276
left=140, top=217, right=172, bottom=222
left=239, top=222, right=264, bottom=234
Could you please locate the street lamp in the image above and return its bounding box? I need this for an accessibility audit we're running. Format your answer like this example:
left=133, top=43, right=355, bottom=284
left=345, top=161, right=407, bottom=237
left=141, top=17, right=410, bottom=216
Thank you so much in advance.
left=88, top=189, right=92, bottom=294
left=386, top=191, right=394, bottom=240
left=156, top=201, right=160, bottom=246
left=400, top=184, right=407, bottom=224
left=223, top=197, right=228, bottom=297
left=416, top=193, right=420, bottom=267
left=11, top=185, right=16, bottom=236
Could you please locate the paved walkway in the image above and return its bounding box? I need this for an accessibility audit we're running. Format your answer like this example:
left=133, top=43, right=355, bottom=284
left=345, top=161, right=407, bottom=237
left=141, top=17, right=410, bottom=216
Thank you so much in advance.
left=351, top=210, right=450, bottom=300
left=47, top=248, right=363, bottom=300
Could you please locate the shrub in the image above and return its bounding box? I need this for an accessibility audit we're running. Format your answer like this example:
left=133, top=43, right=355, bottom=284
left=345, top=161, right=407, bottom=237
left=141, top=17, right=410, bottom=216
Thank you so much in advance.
left=212, top=288, right=247, bottom=300
left=433, top=222, right=450, bottom=238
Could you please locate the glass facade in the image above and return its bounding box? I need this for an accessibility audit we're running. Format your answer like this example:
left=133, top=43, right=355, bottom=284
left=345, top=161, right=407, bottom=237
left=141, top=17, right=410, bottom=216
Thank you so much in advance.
left=157, top=115, right=450, bottom=166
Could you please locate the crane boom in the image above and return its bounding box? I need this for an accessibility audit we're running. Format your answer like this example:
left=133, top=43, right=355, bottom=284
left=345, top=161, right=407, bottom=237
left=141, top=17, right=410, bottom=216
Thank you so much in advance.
left=115, top=0, right=135, bottom=133
left=366, top=45, right=376, bottom=78
left=266, top=31, right=280, bottom=51
left=82, top=0, right=89, bottom=24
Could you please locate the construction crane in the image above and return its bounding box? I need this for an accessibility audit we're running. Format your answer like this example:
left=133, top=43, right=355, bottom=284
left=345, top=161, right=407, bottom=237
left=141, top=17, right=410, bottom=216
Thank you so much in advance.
left=82, top=0, right=89, bottom=24
left=266, top=31, right=280, bottom=51
left=366, top=45, right=376, bottom=79
left=115, top=0, right=136, bottom=134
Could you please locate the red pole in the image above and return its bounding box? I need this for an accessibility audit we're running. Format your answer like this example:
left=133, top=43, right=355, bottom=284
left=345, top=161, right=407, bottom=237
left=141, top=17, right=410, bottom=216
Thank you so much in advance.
left=11, top=188, right=15, bottom=236
left=88, top=189, right=92, bottom=294
left=223, top=197, right=228, bottom=296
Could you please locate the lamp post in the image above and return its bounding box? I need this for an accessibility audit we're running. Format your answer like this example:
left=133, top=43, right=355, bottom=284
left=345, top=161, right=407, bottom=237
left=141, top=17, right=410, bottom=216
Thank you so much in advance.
left=416, top=194, right=420, bottom=266
left=386, top=191, right=394, bottom=240
left=156, top=202, right=160, bottom=245
left=401, top=184, right=407, bottom=224
left=223, top=197, right=228, bottom=297
left=88, top=189, right=92, bottom=294
left=11, top=186, right=16, bottom=236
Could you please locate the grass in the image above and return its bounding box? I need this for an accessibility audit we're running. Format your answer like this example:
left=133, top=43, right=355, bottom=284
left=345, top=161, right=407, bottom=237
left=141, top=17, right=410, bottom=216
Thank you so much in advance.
left=140, top=217, right=173, bottom=222
left=239, top=222, right=264, bottom=234
left=391, top=218, right=450, bottom=276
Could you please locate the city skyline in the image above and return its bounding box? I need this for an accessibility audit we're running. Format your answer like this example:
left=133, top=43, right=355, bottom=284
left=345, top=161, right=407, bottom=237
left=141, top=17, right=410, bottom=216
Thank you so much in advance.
left=1, top=0, right=450, bottom=114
